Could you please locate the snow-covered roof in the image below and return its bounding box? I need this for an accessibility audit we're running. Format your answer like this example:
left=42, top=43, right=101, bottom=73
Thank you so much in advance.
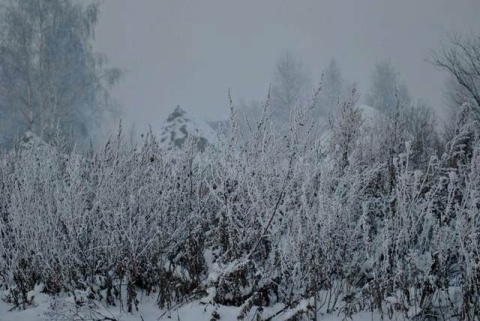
left=157, top=106, right=218, bottom=152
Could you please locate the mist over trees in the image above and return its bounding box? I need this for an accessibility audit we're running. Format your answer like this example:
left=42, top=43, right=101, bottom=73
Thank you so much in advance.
left=270, top=51, right=311, bottom=124
left=318, top=59, right=345, bottom=115
left=1, top=1, right=480, bottom=320
left=366, top=59, right=412, bottom=111
left=0, top=0, right=121, bottom=149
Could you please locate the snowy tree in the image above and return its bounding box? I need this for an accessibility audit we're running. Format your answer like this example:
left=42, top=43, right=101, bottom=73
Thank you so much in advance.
left=405, top=101, right=440, bottom=169
left=366, top=60, right=411, bottom=110
left=317, top=59, right=345, bottom=117
left=270, top=51, right=311, bottom=124
left=432, top=33, right=480, bottom=119
left=0, top=0, right=121, bottom=147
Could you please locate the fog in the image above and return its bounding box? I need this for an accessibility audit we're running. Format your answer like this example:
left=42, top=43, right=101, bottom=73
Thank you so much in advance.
left=94, top=0, right=480, bottom=128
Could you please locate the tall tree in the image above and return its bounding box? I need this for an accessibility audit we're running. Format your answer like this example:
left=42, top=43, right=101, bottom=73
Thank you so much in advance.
left=432, top=33, right=480, bottom=119
left=316, top=59, right=345, bottom=118
left=366, top=59, right=411, bottom=110
left=0, top=0, right=121, bottom=148
left=270, top=51, right=310, bottom=124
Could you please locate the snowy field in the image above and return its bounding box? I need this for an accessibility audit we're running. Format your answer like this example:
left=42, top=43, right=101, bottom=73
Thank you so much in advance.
left=0, top=292, right=398, bottom=321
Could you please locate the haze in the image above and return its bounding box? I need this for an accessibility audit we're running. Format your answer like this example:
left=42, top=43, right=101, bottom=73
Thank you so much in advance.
left=94, top=0, right=480, bottom=128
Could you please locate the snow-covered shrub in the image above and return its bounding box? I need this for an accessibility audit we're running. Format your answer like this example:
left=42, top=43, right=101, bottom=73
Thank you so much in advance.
left=0, top=89, right=480, bottom=320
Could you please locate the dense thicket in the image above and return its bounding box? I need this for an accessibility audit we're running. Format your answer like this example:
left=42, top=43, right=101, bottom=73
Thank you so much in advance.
left=0, top=92, right=479, bottom=320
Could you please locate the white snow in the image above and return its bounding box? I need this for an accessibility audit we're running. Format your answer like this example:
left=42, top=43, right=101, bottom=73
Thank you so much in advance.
left=156, top=106, right=219, bottom=152
left=0, top=288, right=406, bottom=321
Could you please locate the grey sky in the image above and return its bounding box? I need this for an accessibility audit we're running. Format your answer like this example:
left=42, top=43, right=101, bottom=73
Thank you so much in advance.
left=94, top=0, right=480, bottom=129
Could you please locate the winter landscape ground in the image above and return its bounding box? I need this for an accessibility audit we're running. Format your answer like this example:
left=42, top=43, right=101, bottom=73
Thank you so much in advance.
left=1, top=1, right=480, bottom=320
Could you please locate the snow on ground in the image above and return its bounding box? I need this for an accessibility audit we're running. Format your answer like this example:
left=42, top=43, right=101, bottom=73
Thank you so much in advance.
left=0, top=299, right=369, bottom=321
left=0, top=289, right=407, bottom=321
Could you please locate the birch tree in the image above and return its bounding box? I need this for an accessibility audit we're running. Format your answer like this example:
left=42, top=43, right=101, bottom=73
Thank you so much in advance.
left=0, top=0, right=121, bottom=147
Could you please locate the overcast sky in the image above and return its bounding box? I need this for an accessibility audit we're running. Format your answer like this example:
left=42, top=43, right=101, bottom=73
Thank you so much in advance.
left=94, top=0, right=480, bottom=129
